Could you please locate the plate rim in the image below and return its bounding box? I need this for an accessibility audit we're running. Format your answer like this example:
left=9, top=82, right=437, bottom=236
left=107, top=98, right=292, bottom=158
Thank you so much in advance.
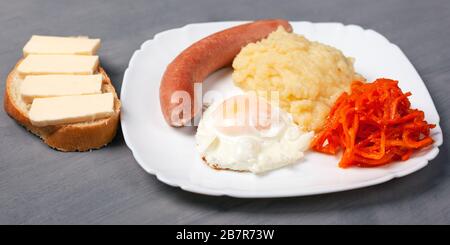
left=121, top=21, right=443, bottom=198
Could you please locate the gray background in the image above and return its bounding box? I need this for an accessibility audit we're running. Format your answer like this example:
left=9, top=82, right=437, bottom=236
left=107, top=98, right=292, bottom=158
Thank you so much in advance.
left=0, top=0, right=449, bottom=225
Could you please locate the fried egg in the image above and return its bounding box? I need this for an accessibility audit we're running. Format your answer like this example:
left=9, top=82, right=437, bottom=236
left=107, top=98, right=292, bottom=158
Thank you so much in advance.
left=195, top=93, right=313, bottom=173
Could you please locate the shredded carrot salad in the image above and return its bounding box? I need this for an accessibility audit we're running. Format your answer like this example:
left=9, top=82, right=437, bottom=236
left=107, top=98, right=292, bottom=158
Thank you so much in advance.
left=311, top=78, right=435, bottom=168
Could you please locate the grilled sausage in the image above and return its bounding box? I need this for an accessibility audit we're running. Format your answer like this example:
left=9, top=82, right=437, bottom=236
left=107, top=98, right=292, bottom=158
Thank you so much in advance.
left=159, top=19, right=292, bottom=126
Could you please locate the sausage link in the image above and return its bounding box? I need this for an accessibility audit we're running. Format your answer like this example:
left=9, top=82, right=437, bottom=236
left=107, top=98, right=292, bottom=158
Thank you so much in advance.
left=159, top=19, right=292, bottom=126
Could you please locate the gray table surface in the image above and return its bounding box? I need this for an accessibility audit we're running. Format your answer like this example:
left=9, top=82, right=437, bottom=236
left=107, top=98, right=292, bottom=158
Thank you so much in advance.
left=0, top=0, right=449, bottom=225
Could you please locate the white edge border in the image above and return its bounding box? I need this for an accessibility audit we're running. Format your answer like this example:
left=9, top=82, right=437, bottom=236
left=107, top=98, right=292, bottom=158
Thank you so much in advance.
left=121, top=21, right=443, bottom=198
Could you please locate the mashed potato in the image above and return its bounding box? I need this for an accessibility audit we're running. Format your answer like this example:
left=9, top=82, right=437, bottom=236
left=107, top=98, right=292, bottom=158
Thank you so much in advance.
left=232, top=27, right=362, bottom=131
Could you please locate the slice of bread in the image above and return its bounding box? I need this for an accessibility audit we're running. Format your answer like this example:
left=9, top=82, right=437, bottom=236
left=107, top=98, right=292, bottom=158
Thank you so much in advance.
left=4, top=59, right=121, bottom=151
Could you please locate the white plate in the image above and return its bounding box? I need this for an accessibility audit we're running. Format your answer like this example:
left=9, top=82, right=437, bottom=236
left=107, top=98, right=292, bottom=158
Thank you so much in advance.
left=121, top=21, right=443, bottom=198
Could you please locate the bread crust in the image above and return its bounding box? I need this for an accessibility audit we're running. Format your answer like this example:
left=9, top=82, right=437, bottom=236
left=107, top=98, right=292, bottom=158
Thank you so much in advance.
left=4, top=61, right=121, bottom=152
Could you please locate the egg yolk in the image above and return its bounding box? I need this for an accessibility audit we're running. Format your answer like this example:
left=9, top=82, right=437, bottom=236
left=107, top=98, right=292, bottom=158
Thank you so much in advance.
left=210, top=95, right=278, bottom=137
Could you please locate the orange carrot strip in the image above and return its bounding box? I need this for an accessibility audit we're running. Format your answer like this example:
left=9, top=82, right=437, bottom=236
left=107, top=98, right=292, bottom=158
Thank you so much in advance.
left=311, top=78, right=435, bottom=168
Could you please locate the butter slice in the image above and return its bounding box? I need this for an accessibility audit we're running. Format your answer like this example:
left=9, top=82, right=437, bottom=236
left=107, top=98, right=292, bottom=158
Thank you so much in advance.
left=17, top=55, right=99, bottom=76
left=23, top=35, right=100, bottom=56
left=21, top=74, right=103, bottom=103
left=29, top=93, right=114, bottom=127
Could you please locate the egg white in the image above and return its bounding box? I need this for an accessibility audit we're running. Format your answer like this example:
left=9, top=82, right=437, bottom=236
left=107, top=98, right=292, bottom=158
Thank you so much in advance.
left=195, top=95, right=313, bottom=173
